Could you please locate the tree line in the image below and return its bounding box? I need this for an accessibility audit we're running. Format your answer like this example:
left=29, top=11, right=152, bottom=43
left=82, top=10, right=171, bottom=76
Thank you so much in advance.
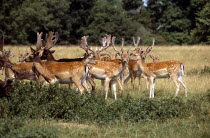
left=0, top=0, right=209, bottom=45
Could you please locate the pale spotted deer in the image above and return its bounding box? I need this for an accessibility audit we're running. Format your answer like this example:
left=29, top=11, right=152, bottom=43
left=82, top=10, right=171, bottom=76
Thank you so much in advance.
left=149, top=55, right=160, bottom=63
left=132, top=49, right=187, bottom=98
left=82, top=35, right=132, bottom=100
left=124, top=37, right=156, bottom=90
left=32, top=51, right=96, bottom=94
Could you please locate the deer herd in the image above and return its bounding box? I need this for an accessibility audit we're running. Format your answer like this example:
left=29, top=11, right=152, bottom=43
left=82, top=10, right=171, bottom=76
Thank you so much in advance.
left=0, top=32, right=187, bottom=99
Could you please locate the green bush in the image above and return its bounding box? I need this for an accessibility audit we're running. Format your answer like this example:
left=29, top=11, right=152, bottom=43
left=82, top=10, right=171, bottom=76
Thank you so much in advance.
left=0, top=81, right=207, bottom=124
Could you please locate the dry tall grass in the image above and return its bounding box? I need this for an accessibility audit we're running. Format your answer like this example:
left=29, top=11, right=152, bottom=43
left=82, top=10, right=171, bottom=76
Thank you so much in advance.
left=2, top=45, right=210, bottom=98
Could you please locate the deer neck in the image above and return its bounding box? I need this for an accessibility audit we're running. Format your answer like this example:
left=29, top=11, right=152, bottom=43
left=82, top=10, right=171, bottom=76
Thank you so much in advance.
left=47, top=53, right=56, bottom=61
left=136, top=57, right=146, bottom=72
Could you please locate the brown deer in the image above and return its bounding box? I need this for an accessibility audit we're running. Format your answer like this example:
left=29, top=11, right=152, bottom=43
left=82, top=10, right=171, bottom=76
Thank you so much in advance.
left=131, top=48, right=187, bottom=98
left=124, top=37, right=156, bottom=90
left=149, top=55, right=160, bottom=63
left=19, top=32, right=45, bottom=62
left=0, top=50, right=36, bottom=81
left=34, top=33, right=96, bottom=91
left=32, top=50, right=96, bottom=94
left=82, top=36, right=132, bottom=100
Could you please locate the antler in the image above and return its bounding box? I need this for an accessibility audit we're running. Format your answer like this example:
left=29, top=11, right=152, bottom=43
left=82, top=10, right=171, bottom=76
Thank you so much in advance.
left=98, top=34, right=111, bottom=52
left=146, top=38, right=155, bottom=53
left=112, top=36, right=119, bottom=53
left=80, top=36, right=90, bottom=51
left=2, top=50, right=14, bottom=59
left=0, top=35, right=4, bottom=52
left=36, top=32, right=43, bottom=51
left=133, top=36, right=140, bottom=48
left=44, top=32, right=59, bottom=49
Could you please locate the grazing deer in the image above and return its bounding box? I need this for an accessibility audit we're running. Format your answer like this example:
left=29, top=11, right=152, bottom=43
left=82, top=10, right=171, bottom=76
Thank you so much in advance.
left=131, top=49, right=187, bottom=98
left=82, top=36, right=132, bottom=100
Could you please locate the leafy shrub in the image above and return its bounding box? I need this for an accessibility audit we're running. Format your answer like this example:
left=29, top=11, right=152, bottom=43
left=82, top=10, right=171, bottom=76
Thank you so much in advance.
left=0, top=81, right=207, bottom=124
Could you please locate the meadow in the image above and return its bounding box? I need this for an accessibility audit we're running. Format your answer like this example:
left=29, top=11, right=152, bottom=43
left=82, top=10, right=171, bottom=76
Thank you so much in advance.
left=0, top=45, right=209, bottom=137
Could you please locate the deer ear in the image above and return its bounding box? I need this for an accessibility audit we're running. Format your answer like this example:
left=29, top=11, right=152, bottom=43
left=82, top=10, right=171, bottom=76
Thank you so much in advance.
left=30, top=47, right=36, bottom=53
left=149, top=55, right=153, bottom=59
left=115, top=52, right=120, bottom=58
left=51, top=50, right=55, bottom=53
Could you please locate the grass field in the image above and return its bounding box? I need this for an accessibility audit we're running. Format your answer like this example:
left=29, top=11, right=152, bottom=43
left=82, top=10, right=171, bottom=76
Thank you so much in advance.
left=1, top=45, right=210, bottom=137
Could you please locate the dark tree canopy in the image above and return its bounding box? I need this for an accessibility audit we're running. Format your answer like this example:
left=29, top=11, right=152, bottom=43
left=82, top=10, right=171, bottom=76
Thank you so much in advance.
left=0, top=0, right=209, bottom=45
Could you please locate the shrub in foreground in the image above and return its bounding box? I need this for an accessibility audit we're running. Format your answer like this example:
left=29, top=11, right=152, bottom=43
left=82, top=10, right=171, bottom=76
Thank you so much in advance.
left=0, top=81, right=208, bottom=123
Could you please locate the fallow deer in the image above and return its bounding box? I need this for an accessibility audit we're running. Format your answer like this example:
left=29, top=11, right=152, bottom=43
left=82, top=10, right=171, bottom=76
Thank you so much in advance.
left=150, top=55, right=160, bottom=63
left=0, top=50, right=36, bottom=81
left=32, top=50, right=96, bottom=94
left=35, top=34, right=96, bottom=91
left=82, top=36, right=132, bottom=100
left=124, top=37, right=156, bottom=90
left=19, top=32, right=45, bottom=62
left=131, top=49, right=187, bottom=98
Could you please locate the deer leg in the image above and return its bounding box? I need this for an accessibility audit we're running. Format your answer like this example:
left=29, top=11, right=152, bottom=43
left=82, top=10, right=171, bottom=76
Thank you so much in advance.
left=148, top=77, right=154, bottom=98
left=177, top=75, right=187, bottom=97
left=171, top=76, right=180, bottom=97
left=72, top=78, right=84, bottom=94
left=104, top=78, right=111, bottom=100
left=131, top=73, right=135, bottom=90
left=123, top=74, right=131, bottom=84
left=87, top=76, right=96, bottom=91
left=81, top=80, right=90, bottom=93
left=138, top=75, right=141, bottom=90
left=152, top=78, right=156, bottom=98
left=110, top=80, right=117, bottom=100
left=101, top=80, right=105, bottom=95
left=116, top=78, right=123, bottom=97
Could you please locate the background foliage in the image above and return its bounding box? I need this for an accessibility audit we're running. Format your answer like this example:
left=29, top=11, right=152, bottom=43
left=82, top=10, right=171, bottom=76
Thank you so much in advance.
left=0, top=0, right=209, bottom=45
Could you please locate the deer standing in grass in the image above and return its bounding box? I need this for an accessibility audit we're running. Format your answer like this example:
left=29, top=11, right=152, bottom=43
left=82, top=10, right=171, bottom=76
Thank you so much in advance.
left=82, top=35, right=131, bottom=100
left=32, top=33, right=99, bottom=93
left=124, top=37, right=156, bottom=90
left=131, top=48, right=187, bottom=98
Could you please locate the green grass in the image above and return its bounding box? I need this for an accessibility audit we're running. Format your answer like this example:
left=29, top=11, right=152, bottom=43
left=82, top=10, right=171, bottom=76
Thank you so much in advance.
left=5, top=117, right=208, bottom=138
left=0, top=45, right=210, bottom=137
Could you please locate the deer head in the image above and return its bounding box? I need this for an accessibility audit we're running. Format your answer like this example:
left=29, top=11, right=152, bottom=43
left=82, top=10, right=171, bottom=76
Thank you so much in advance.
left=149, top=55, right=160, bottom=63
left=80, top=35, right=112, bottom=60
left=0, top=50, right=13, bottom=69
left=140, top=38, right=155, bottom=60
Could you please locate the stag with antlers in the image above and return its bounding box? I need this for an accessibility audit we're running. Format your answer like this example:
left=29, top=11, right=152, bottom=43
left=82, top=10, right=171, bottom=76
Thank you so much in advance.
left=81, top=35, right=133, bottom=100
left=131, top=48, right=187, bottom=98
left=124, top=37, right=157, bottom=90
